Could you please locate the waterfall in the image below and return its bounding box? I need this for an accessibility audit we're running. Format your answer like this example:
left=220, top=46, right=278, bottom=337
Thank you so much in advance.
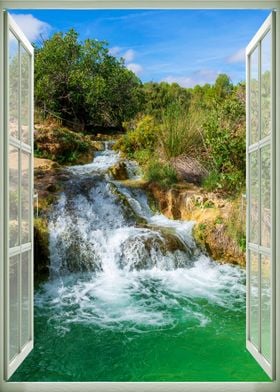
left=37, top=143, right=246, bottom=333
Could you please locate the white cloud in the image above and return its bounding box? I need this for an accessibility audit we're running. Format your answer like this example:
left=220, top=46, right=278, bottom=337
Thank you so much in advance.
left=11, top=14, right=51, bottom=42
left=227, top=48, right=245, bottom=63
left=109, top=47, right=141, bottom=75
left=122, top=49, right=135, bottom=62
left=163, top=69, right=219, bottom=88
left=126, top=63, right=143, bottom=75
left=109, top=46, right=122, bottom=56
left=109, top=47, right=136, bottom=62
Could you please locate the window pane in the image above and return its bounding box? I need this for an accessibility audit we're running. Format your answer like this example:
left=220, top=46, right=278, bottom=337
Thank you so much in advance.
left=261, top=144, right=271, bottom=248
left=250, top=251, right=259, bottom=348
left=9, top=145, right=19, bottom=248
left=250, top=47, right=259, bottom=145
left=9, top=254, right=19, bottom=361
left=250, top=151, right=258, bottom=244
left=21, top=251, right=31, bottom=348
left=9, top=31, right=19, bottom=139
left=21, top=45, right=31, bottom=145
left=261, top=31, right=271, bottom=139
left=21, top=152, right=31, bottom=244
left=261, top=254, right=271, bottom=362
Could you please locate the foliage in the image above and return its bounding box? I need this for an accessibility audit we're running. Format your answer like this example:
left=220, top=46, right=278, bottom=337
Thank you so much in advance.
left=35, top=29, right=144, bottom=131
left=202, top=83, right=246, bottom=194
left=145, top=160, right=178, bottom=188
left=159, top=103, right=204, bottom=159
left=143, top=82, right=191, bottom=120
left=116, top=74, right=245, bottom=196
left=114, top=115, right=159, bottom=157
left=34, top=120, right=95, bottom=164
left=226, top=198, right=246, bottom=252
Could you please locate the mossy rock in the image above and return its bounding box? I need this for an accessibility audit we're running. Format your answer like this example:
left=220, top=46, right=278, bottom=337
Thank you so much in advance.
left=193, top=221, right=245, bottom=267
left=34, top=217, right=50, bottom=282
left=108, top=161, right=128, bottom=180
left=109, top=182, right=147, bottom=225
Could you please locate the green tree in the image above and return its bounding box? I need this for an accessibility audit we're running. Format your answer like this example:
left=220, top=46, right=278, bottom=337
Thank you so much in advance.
left=35, top=29, right=144, bottom=131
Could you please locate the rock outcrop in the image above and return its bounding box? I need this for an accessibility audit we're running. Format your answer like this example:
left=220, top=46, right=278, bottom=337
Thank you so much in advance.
left=147, top=182, right=246, bottom=267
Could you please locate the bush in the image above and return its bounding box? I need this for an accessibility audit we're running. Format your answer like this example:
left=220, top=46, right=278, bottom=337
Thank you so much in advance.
left=145, top=160, right=178, bottom=188
left=34, top=121, right=95, bottom=165
left=159, top=103, right=203, bottom=159
left=202, top=84, right=246, bottom=195
left=114, top=115, right=159, bottom=156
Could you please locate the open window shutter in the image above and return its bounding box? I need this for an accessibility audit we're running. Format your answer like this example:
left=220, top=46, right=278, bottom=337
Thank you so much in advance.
left=246, top=12, right=276, bottom=379
left=4, top=12, right=34, bottom=379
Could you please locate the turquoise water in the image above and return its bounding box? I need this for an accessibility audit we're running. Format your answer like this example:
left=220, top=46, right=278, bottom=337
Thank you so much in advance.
left=11, top=147, right=269, bottom=382
left=12, top=266, right=269, bottom=382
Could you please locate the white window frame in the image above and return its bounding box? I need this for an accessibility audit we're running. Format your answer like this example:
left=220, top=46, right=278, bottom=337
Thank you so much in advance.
left=4, top=12, right=34, bottom=380
left=246, top=13, right=276, bottom=379
left=0, top=1, right=280, bottom=392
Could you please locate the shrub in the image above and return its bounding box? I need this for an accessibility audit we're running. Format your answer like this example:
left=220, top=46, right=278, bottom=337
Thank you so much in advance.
left=145, top=160, right=178, bottom=188
left=34, top=121, right=95, bottom=165
left=159, top=103, right=203, bottom=159
left=202, top=84, right=246, bottom=195
left=114, top=115, right=159, bottom=156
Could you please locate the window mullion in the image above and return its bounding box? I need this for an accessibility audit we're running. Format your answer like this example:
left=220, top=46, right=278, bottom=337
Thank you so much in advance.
left=258, top=40, right=262, bottom=353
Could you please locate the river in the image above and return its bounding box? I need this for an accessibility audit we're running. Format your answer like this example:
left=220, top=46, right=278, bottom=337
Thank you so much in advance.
left=12, top=142, right=269, bottom=381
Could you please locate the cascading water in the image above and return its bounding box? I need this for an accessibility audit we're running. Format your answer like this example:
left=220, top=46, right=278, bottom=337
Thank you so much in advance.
left=12, top=142, right=269, bottom=382
left=44, top=144, right=244, bottom=330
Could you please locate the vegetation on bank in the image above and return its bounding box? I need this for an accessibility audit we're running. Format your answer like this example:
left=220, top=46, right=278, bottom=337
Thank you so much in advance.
left=34, top=118, right=97, bottom=165
left=33, top=28, right=246, bottom=266
left=115, top=75, right=246, bottom=196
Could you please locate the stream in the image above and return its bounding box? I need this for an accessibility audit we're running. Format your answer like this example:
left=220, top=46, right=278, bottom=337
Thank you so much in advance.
left=12, top=142, right=269, bottom=381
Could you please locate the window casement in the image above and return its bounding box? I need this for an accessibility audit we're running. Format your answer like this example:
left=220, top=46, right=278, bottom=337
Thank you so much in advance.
left=0, top=1, right=279, bottom=392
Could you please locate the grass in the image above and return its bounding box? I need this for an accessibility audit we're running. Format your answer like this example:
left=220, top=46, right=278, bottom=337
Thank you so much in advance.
left=159, top=104, right=204, bottom=159
left=145, top=160, right=178, bottom=188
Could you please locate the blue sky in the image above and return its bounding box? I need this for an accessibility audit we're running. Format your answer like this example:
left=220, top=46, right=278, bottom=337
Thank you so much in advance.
left=10, top=9, right=270, bottom=87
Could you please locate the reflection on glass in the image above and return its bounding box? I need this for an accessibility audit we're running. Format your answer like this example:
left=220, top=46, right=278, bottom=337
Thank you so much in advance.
left=250, top=251, right=259, bottom=348
left=9, top=145, right=19, bottom=248
left=9, top=254, right=19, bottom=361
left=21, top=153, right=31, bottom=243
left=250, top=47, right=259, bottom=145
left=9, top=31, right=19, bottom=139
left=261, top=31, right=271, bottom=139
left=250, top=151, right=258, bottom=244
left=21, top=251, right=30, bottom=348
left=261, top=254, right=271, bottom=362
left=21, top=45, right=31, bottom=145
left=261, top=145, right=271, bottom=248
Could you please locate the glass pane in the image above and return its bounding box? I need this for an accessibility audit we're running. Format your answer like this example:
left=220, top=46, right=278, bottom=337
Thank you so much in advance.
left=261, top=144, right=271, bottom=248
left=261, top=31, right=271, bottom=139
left=9, top=145, right=19, bottom=248
left=261, top=254, right=271, bottom=362
left=9, top=31, right=19, bottom=139
left=250, top=151, right=258, bottom=244
left=21, top=152, right=31, bottom=244
left=21, top=45, right=31, bottom=145
left=9, top=254, right=19, bottom=361
left=250, top=251, right=259, bottom=348
left=21, top=251, right=31, bottom=348
left=250, top=47, right=259, bottom=145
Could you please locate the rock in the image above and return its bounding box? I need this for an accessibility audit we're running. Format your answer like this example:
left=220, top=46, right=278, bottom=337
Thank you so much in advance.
left=91, top=140, right=104, bottom=151
left=119, top=228, right=193, bottom=271
left=171, top=154, right=208, bottom=184
left=109, top=161, right=129, bottom=180
left=147, top=181, right=246, bottom=267
left=193, top=221, right=245, bottom=267
left=46, top=184, right=58, bottom=192
left=34, top=217, right=50, bottom=281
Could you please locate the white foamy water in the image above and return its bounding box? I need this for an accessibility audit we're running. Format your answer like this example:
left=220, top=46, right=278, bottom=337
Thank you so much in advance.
left=69, top=144, right=120, bottom=175
left=36, top=256, right=245, bottom=333
left=41, top=142, right=246, bottom=334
